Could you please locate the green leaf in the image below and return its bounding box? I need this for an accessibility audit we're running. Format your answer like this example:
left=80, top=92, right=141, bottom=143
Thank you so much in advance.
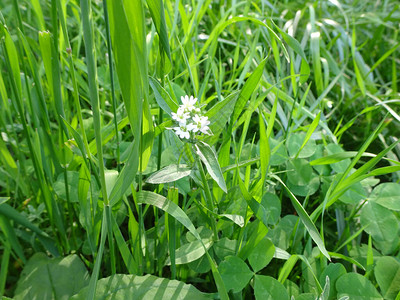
left=146, top=164, right=192, bottom=184
left=287, top=158, right=313, bottom=186
left=149, top=77, right=178, bottom=115
left=319, top=263, right=347, bottom=300
left=14, top=253, right=89, bottom=300
left=238, top=179, right=273, bottom=228
left=71, top=274, right=213, bottom=299
left=369, top=183, right=400, bottom=211
left=146, top=0, right=171, bottom=60
left=336, top=273, right=383, bottom=300
left=273, top=22, right=310, bottom=84
left=219, top=256, right=254, bottom=293
left=295, top=111, right=321, bottom=159
left=232, top=58, right=267, bottom=123
left=195, top=142, right=227, bottom=193
left=0, top=215, right=25, bottom=264
left=0, top=203, right=58, bottom=256
left=166, top=239, right=213, bottom=265
left=248, top=238, right=275, bottom=273
left=273, top=176, right=330, bottom=260
left=214, top=238, right=238, bottom=260
left=254, top=275, right=290, bottom=300
left=375, top=256, right=400, bottom=299
left=137, top=191, right=229, bottom=299
left=287, top=132, right=316, bottom=158
left=360, top=202, right=399, bottom=245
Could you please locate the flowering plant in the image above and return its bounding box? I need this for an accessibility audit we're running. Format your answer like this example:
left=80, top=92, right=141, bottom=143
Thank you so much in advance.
left=171, top=95, right=211, bottom=140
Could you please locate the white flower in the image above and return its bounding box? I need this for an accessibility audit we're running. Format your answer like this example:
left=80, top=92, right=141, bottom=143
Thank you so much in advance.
left=181, top=95, right=198, bottom=113
left=187, top=114, right=210, bottom=134
left=171, top=107, right=190, bottom=125
left=173, top=124, right=191, bottom=139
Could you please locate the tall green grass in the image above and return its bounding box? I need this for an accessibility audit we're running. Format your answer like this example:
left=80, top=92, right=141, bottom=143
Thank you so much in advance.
left=0, top=0, right=400, bottom=299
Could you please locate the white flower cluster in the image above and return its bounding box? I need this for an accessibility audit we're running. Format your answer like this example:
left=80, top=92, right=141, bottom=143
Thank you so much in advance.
left=171, top=95, right=211, bottom=139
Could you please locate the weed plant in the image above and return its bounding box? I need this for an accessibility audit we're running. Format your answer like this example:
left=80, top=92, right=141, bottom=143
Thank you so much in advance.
left=0, top=0, right=400, bottom=299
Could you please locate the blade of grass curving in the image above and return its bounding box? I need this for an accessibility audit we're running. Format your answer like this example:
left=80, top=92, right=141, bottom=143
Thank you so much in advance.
left=295, top=111, right=321, bottom=159
left=0, top=215, right=26, bottom=264
left=272, top=175, right=330, bottom=260
left=0, top=203, right=59, bottom=256
left=272, top=21, right=310, bottom=84
left=137, top=191, right=229, bottom=300
left=198, top=16, right=289, bottom=62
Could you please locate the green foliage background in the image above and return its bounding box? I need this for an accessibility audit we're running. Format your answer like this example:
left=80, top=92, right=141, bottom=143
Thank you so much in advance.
left=0, top=0, right=400, bottom=299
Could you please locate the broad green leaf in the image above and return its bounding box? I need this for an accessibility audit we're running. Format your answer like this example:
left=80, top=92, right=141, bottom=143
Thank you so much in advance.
left=214, top=238, right=238, bottom=260
left=262, top=192, right=281, bottom=225
left=287, top=132, right=316, bottom=158
left=287, top=158, right=313, bottom=186
left=360, top=202, right=399, bottom=245
left=71, top=274, right=212, bottom=299
left=149, top=77, right=178, bottom=115
left=249, top=238, right=275, bottom=273
left=270, top=137, right=289, bottom=166
left=14, top=253, right=89, bottom=300
left=146, top=164, right=192, bottom=184
left=336, top=273, right=382, bottom=300
left=254, top=275, right=290, bottom=300
left=369, top=183, right=400, bottom=211
left=287, top=175, right=320, bottom=197
left=319, top=263, right=347, bottom=300
left=238, top=179, right=273, bottom=228
left=195, top=142, right=227, bottom=193
left=219, top=256, right=254, bottom=293
left=338, top=182, right=366, bottom=205
left=205, top=92, right=238, bottom=144
left=53, top=171, right=80, bottom=203
left=375, top=256, right=400, bottom=299
left=166, top=239, right=213, bottom=265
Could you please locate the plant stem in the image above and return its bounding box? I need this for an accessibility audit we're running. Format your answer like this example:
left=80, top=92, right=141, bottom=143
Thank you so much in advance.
left=196, top=154, right=218, bottom=240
